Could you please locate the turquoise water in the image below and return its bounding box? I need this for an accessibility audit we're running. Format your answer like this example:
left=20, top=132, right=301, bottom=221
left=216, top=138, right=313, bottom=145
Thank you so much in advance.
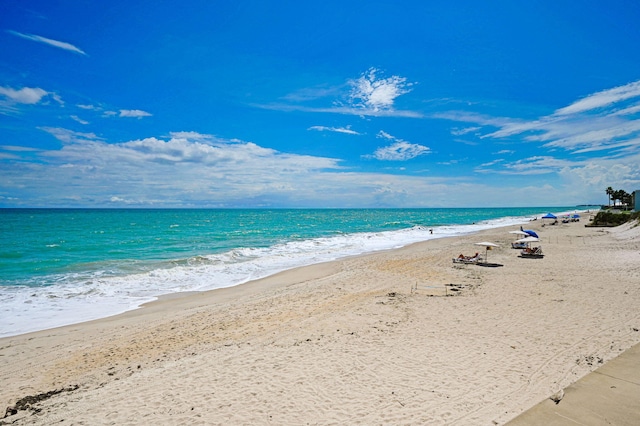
left=1, top=207, right=576, bottom=337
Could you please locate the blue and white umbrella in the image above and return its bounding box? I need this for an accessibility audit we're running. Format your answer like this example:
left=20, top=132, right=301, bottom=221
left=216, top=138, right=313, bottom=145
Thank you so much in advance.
left=520, top=226, right=539, bottom=238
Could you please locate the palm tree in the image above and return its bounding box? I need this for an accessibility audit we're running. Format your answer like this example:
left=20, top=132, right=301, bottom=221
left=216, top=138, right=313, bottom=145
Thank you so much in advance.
left=612, top=189, right=620, bottom=207
left=606, top=187, right=614, bottom=207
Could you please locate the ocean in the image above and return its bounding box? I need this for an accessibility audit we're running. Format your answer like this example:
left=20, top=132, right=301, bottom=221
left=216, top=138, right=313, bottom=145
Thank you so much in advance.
left=0, top=207, right=578, bottom=337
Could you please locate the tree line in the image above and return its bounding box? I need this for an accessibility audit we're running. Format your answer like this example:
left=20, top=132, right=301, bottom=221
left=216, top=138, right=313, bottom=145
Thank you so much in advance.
left=605, top=187, right=633, bottom=208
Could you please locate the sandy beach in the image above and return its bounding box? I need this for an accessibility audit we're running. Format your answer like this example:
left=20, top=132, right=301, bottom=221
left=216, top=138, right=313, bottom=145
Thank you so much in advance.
left=2, top=217, right=640, bottom=425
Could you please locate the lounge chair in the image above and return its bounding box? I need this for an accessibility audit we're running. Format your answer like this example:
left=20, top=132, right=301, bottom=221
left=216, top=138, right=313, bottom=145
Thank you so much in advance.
left=511, top=241, right=528, bottom=249
left=453, top=253, right=483, bottom=264
left=520, top=246, right=544, bottom=258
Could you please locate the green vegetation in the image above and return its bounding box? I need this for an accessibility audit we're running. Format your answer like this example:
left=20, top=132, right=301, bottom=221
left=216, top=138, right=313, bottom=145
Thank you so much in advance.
left=604, top=186, right=633, bottom=209
left=591, top=210, right=640, bottom=227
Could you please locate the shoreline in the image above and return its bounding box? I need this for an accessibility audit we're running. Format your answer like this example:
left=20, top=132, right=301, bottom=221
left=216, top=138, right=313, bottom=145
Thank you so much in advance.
left=2, top=217, right=639, bottom=424
left=1, top=208, right=580, bottom=339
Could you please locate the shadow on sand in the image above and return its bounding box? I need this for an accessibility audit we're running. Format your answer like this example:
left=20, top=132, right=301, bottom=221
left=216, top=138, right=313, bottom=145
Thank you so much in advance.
left=476, top=262, right=503, bottom=268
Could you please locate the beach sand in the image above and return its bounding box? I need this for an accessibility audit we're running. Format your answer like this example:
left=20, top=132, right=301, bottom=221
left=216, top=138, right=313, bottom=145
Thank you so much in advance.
left=2, top=217, right=640, bottom=425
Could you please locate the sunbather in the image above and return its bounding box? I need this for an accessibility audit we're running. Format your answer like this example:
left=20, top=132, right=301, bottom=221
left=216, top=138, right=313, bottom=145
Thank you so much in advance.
left=453, top=252, right=482, bottom=263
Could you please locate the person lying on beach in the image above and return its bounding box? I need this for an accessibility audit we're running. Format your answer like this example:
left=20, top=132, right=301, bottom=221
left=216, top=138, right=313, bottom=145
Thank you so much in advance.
left=457, top=252, right=480, bottom=260
left=522, top=247, right=541, bottom=254
left=453, top=252, right=482, bottom=264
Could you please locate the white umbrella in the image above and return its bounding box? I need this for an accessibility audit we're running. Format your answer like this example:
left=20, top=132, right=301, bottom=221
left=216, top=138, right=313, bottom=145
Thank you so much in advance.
left=474, top=242, right=499, bottom=263
left=515, top=236, right=540, bottom=243
left=509, top=230, right=529, bottom=236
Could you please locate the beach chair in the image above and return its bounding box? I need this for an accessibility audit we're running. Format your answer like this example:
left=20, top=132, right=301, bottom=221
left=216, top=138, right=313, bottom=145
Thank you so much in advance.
left=519, top=246, right=544, bottom=258
left=453, top=253, right=483, bottom=264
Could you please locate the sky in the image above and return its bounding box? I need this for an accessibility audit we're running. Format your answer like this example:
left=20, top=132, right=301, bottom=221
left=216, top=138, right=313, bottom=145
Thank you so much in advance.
left=1, top=0, right=640, bottom=208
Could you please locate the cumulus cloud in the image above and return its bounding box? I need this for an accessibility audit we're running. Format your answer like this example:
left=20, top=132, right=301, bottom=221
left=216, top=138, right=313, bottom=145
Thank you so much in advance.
left=308, top=125, right=360, bottom=135
left=365, top=131, right=430, bottom=161
left=0, top=86, right=49, bottom=104
left=8, top=30, right=86, bottom=55
left=1, top=130, right=351, bottom=206
left=3, top=129, right=526, bottom=208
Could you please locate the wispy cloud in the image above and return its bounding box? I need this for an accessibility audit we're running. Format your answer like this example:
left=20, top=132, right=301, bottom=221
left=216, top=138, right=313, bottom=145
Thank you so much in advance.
left=39, top=127, right=105, bottom=145
left=8, top=30, right=86, bottom=55
left=70, top=115, right=89, bottom=125
left=258, top=102, right=423, bottom=118
left=0, top=86, right=49, bottom=104
left=555, top=80, right=640, bottom=115
left=440, top=79, right=640, bottom=157
left=365, top=131, right=430, bottom=161
left=119, top=109, right=152, bottom=118
left=451, top=126, right=481, bottom=136
left=259, top=68, right=421, bottom=118
left=308, top=125, right=360, bottom=135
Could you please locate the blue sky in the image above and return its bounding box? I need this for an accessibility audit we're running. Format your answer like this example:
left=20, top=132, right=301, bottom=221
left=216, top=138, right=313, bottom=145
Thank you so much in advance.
left=1, top=0, right=640, bottom=208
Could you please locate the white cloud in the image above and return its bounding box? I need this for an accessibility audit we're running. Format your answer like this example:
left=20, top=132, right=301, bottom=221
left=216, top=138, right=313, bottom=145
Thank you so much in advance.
left=119, top=109, right=152, bottom=118
left=282, top=86, right=341, bottom=102
left=434, top=81, right=640, bottom=198
left=491, top=156, right=575, bottom=175
left=451, top=126, right=481, bottom=136
left=555, top=80, right=640, bottom=116
left=370, top=141, right=431, bottom=161
left=262, top=68, right=421, bottom=119
left=0, top=86, right=49, bottom=104
left=440, top=80, right=640, bottom=158
left=365, top=131, right=430, bottom=161
left=348, top=68, right=413, bottom=112
left=40, top=127, right=104, bottom=144
left=1, top=145, right=39, bottom=152
left=8, top=30, right=86, bottom=55
left=256, top=102, right=423, bottom=118
left=308, top=125, right=360, bottom=135
left=70, top=115, right=89, bottom=125
left=0, top=130, right=508, bottom=208
left=4, top=127, right=632, bottom=208
left=77, top=104, right=102, bottom=111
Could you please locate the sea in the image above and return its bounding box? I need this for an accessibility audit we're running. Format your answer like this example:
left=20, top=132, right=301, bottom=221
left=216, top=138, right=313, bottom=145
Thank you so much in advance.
left=0, top=207, right=582, bottom=338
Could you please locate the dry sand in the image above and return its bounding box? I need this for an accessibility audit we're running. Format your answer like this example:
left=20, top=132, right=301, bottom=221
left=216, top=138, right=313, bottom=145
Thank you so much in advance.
left=1, top=217, right=640, bottom=425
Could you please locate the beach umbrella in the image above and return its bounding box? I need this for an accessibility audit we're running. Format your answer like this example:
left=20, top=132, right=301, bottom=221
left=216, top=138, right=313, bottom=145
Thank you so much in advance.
left=542, top=213, right=557, bottom=219
left=509, top=230, right=529, bottom=236
left=474, top=241, right=499, bottom=263
left=572, top=214, right=580, bottom=219
left=519, top=226, right=539, bottom=238
left=515, top=236, right=540, bottom=244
